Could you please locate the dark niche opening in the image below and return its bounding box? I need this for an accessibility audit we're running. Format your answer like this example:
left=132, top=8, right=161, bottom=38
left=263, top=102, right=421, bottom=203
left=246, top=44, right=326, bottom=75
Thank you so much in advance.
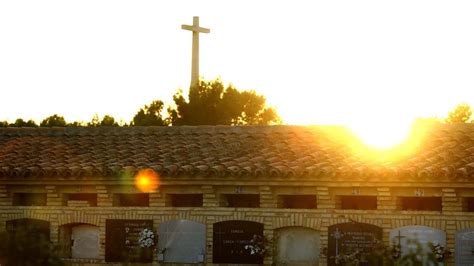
left=113, top=193, right=149, bottom=207
left=278, top=195, right=317, bottom=209
left=220, top=194, right=260, bottom=208
left=64, top=193, right=97, bottom=207
left=338, top=195, right=377, bottom=210
left=4, top=219, right=52, bottom=265
left=399, top=196, right=442, bottom=211
left=12, top=193, right=47, bottom=206
left=463, top=197, right=474, bottom=212
left=166, top=194, right=203, bottom=207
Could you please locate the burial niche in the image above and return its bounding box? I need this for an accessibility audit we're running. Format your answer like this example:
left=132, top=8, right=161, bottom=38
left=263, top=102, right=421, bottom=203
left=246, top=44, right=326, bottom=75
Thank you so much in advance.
left=328, top=222, right=383, bottom=266
left=105, top=219, right=154, bottom=263
left=213, top=220, right=264, bottom=264
left=58, top=223, right=100, bottom=259
left=158, top=219, right=206, bottom=263
left=6, top=218, right=50, bottom=240
left=455, top=228, right=474, bottom=265
left=390, top=226, right=446, bottom=265
left=274, top=226, right=320, bottom=266
left=4, top=219, right=51, bottom=264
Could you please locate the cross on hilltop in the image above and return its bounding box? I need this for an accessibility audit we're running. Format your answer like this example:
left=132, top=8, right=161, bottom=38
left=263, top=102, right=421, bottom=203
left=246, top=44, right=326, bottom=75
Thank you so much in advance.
left=182, top=16, right=210, bottom=87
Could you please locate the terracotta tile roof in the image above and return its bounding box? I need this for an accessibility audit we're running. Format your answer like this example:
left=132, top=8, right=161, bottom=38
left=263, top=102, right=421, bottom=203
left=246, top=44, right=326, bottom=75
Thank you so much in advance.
left=0, top=124, right=473, bottom=180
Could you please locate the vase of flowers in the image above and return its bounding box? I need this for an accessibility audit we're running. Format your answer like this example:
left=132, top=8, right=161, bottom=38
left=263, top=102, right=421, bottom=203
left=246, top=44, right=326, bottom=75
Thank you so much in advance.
left=245, top=234, right=267, bottom=256
left=138, top=228, right=155, bottom=248
left=431, top=242, right=445, bottom=262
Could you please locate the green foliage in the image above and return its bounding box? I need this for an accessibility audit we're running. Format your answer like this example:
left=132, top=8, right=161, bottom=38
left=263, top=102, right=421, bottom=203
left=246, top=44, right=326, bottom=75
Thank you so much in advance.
left=446, top=103, right=473, bottom=123
left=168, top=78, right=281, bottom=125
left=87, top=114, right=100, bottom=127
left=67, top=121, right=85, bottom=127
left=40, top=114, right=66, bottom=127
left=132, top=100, right=168, bottom=126
left=87, top=114, right=119, bottom=126
left=10, top=118, right=38, bottom=127
left=0, top=230, right=64, bottom=266
left=100, top=115, right=118, bottom=126
left=2, top=79, right=279, bottom=127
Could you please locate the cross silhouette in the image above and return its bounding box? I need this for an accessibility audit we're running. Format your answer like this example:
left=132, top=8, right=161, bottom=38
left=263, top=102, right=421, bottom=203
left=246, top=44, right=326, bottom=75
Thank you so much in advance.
left=394, top=230, right=405, bottom=246
left=181, top=17, right=210, bottom=87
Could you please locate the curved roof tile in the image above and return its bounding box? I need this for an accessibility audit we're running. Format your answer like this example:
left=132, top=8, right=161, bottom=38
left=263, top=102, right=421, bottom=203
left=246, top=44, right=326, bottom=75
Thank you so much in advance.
left=0, top=124, right=473, bottom=179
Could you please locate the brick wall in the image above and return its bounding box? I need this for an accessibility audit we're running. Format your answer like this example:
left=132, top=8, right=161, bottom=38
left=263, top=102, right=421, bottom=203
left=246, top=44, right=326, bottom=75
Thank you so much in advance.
left=0, top=179, right=473, bottom=265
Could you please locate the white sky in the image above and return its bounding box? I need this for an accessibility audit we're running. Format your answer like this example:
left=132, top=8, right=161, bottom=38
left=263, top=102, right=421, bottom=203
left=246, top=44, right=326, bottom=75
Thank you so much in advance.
left=1, top=0, right=474, bottom=130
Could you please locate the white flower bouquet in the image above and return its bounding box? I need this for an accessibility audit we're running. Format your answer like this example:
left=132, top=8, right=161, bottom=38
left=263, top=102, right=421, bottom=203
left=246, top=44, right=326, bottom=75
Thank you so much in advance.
left=138, top=228, right=155, bottom=248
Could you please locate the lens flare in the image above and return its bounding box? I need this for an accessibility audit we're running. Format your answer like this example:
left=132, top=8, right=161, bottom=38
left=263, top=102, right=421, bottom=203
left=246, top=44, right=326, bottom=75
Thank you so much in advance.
left=134, top=169, right=159, bottom=193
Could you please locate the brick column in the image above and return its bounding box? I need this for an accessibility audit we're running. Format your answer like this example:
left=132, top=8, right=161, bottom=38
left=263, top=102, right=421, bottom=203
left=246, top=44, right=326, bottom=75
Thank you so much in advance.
left=317, top=186, right=333, bottom=209
left=46, top=185, right=62, bottom=207
left=202, top=185, right=217, bottom=207
left=263, top=216, right=274, bottom=265
left=260, top=185, right=276, bottom=208
left=0, top=185, right=9, bottom=206
left=96, top=185, right=112, bottom=207
left=206, top=216, right=215, bottom=265
left=442, top=188, right=462, bottom=212
left=150, top=188, right=165, bottom=207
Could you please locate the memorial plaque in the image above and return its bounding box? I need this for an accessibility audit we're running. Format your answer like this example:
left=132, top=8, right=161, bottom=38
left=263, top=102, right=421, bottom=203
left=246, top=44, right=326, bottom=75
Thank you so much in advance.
left=328, top=222, right=382, bottom=266
left=105, top=219, right=153, bottom=262
left=456, top=228, right=474, bottom=265
left=274, top=226, right=320, bottom=266
left=159, top=219, right=206, bottom=263
left=389, top=226, right=446, bottom=265
left=71, top=224, right=100, bottom=259
left=213, top=220, right=264, bottom=264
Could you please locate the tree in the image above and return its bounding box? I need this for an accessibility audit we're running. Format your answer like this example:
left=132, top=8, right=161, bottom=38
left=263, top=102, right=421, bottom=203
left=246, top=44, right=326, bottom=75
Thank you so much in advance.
left=67, top=121, right=85, bottom=127
left=87, top=114, right=100, bottom=127
left=10, top=118, right=38, bottom=127
left=40, top=114, right=66, bottom=127
left=0, top=230, right=64, bottom=266
left=446, top=103, right=473, bottom=123
left=132, top=100, right=168, bottom=126
left=0, top=121, right=8, bottom=127
left=168, top=78, right=281, bottom=126
left=100, top=115, right=118, bottom=126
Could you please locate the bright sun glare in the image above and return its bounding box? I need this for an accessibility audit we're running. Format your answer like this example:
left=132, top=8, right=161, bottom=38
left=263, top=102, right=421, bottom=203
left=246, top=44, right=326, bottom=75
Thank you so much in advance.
left=134, top=169, right=159, bottom=193
left=348, top=121, right=413, bottom=149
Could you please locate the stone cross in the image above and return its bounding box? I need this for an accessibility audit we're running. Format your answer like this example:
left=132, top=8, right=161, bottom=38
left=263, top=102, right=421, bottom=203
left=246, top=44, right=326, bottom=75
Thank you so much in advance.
left=394, top=230, right=405, bottom=246
left=181, top=16, right=210, bottom=87
left=332, top=227, right=342, bottom=256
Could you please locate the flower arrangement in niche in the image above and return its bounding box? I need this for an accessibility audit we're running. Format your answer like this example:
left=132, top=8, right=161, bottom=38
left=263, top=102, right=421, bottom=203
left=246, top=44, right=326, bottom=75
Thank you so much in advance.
left=138, top=228, right=155, bottom=248
left=244, top=234, right=267, bottom=256
left=334, top=249, right=361, bottom=265
left=431, top=242, right=446, bottom=262
left=391, top=243, right=401, bottom=260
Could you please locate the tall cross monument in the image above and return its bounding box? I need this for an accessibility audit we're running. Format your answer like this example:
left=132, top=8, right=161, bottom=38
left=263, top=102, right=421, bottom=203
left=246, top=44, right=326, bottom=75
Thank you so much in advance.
left=181, top=16, right=210, bottom=87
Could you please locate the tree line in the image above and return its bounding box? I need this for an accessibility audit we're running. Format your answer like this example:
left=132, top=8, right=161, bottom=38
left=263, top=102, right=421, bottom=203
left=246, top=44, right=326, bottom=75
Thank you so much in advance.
left=1, top=79, right=473, bottom=127
left=0, top=79, right=281, bottom=127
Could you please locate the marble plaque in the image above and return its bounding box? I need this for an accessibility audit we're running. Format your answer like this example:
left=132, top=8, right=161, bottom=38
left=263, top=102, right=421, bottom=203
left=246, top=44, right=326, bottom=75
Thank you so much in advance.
left=213, top=220, right=264, bottom=264
left=456, top=228, right=474, bottom=265
left=390, top=226, right=446, bottom=265
left=328, top=222, right=383, bottom=266
left=158, top=220, right=206, bottom=263
left=71, top=224, right=100, bottom=259
left=274, top=226, right=320, bottom=266
left=105, top=219, right=153, bottom=262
